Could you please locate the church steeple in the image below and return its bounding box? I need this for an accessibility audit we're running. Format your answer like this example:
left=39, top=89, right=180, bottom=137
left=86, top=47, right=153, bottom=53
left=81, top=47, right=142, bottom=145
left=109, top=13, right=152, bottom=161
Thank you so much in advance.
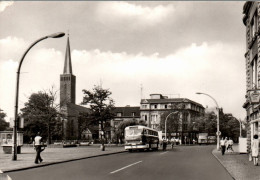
left=63, top=35, right=73, bottom=74
left=60, top=34, right=76, bottom=106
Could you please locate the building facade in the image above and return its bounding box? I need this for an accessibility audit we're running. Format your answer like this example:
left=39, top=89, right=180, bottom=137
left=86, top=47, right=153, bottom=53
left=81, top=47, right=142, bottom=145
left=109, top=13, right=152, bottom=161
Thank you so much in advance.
left=140, top=94, right=205, bottom=143
left=111, top=106, right=140, bottom=140
left=243, top=2, right=260, bottom=153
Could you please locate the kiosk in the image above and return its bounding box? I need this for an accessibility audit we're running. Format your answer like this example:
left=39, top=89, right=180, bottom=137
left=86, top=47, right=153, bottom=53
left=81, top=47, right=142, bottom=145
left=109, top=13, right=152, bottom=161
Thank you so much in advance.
left=0, top=131, right=23, bottom=154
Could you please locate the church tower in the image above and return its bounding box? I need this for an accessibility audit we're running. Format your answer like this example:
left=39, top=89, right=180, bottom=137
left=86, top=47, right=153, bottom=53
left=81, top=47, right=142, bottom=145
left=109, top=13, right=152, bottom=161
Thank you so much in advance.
left=60, top=35, right=76, bottom=106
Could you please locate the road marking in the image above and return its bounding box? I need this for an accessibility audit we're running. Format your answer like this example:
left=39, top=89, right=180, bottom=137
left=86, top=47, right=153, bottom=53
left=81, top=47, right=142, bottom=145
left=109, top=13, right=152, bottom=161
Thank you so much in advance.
left=110, top=161, right=142, bottom=174
left=160, top=151, right=168, bottom=155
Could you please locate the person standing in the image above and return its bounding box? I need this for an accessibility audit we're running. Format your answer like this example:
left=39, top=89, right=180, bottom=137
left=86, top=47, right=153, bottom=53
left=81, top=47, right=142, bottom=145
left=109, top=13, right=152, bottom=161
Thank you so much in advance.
left=220, top=137, right=227, bottom=155
left=170, top=137, right=175, bottom=149
left=33, top=132, right=44, bottom=164
left=251, top=134, right=259, bottom=166
left=227, top=138, right=234, bottom=153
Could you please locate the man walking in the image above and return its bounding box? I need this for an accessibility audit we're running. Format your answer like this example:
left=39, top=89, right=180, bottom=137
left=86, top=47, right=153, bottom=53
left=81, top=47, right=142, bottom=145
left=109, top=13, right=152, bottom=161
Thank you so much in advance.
left=33, top=132, right=45, bottom=164
left=220, top=137, right=227, bottom=155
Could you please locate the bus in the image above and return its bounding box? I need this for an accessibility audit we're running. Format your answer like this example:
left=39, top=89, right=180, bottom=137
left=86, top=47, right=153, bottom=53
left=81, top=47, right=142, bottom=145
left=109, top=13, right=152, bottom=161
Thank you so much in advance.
left=198, top=133, right=208, bottom=145
left=124, top=125, right=159, bottom=152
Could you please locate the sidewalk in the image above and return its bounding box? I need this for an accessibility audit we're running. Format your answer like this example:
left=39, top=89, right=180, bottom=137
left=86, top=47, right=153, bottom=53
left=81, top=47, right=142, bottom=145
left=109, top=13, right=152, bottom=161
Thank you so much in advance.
left=212, top=144, right=260, bottom=180
left=0, top=144, right=126, bottom=173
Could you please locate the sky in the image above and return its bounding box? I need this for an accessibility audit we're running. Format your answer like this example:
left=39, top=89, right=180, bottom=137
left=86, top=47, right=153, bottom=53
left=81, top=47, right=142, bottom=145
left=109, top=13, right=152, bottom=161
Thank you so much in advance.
left=0, top=1, right=246, bottom=122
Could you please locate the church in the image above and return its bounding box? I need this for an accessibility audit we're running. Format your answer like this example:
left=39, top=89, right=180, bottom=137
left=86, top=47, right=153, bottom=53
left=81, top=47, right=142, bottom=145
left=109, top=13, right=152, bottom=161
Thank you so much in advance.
left=59, top=35, right=95, bottom=141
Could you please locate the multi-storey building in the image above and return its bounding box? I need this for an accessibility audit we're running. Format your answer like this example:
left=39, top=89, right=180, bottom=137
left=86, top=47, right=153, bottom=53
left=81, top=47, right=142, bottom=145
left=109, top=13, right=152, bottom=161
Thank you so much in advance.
left=243, top=2, right=260, bottom=152
left=140, top=94, right=204, bottom=143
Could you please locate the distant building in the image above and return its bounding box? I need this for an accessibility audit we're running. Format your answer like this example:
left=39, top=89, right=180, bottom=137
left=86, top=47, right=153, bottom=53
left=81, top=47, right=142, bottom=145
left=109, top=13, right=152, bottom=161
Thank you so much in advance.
left=140, top=94, right=205, bottom=143
left=242, top=2, right=260, bottom=153
left=111, top=106, right=140, bottom=140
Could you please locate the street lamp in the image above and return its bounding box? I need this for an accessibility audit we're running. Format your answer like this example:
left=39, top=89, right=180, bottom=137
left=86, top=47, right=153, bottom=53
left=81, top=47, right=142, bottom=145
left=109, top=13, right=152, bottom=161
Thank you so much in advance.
left=12, top=32, right=65, bottom=160
left=196, top=92, right=220, bottom=151
left=165, top=111, right=179, bottom=140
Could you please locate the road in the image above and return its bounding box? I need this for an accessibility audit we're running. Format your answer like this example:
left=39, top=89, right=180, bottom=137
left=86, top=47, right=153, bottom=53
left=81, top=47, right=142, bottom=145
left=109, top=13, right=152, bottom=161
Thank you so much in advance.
left=8, top=145, right=233, bottom=180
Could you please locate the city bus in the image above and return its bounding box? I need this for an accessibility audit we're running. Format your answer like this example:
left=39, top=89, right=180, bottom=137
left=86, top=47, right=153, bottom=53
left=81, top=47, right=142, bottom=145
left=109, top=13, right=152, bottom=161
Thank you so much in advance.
left=124, top=125, right=159, bottom=152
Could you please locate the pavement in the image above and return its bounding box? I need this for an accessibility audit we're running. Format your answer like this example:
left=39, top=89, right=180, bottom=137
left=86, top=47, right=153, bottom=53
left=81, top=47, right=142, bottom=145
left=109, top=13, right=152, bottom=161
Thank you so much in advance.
left=0, top=144, right=126, bottom=175
left=212, top=144, right=260, bottom=180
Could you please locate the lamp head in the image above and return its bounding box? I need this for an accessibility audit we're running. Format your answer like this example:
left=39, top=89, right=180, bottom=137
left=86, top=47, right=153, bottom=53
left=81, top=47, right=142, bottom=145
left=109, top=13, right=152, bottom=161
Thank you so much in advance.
left=47, top=32, right=65, bottom=38
left=196, top=92, right=202, bottom=95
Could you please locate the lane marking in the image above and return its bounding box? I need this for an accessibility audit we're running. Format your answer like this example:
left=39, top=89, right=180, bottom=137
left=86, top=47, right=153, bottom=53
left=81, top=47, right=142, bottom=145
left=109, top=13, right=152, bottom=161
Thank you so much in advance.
left=110, top=161, right=142, bottom=174
left=160, top=151, right=169, bottom=155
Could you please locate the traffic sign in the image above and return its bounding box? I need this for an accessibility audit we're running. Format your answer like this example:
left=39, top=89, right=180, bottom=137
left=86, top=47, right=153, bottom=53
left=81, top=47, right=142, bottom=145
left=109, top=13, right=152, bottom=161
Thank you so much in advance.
left=216, top=131, right=221, bottom=136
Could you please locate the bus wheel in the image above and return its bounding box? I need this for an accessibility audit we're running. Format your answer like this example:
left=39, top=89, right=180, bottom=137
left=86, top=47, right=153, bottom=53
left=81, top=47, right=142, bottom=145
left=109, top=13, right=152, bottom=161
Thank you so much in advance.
left=128, top=149, right=133, bottom=153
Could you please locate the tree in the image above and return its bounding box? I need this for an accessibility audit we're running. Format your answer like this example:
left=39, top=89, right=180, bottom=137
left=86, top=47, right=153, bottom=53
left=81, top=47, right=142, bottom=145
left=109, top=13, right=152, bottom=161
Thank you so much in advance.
left=21, top=88, right=62, bottom=144
left=160, top=112, right=180, bottom=136
left=0, top=109, right=9, bottom=131
left=194, top=110, right=241, bottom=142
left=81, top=85, right=115, bottom=145
left=194, top=112, right=217, bottom=135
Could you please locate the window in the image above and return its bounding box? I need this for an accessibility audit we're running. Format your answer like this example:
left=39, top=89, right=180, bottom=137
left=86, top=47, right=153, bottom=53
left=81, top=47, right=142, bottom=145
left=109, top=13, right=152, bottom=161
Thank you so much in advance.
left=132, top=112, right=135, bottom=117
left=145, top=115, right=147, bottom=121
left=116, top=112, right=122, bottom=117
left=165, top=105, right=167, bottom=109
left=154, top=105, right=157, bottom=109
left=251, top=11, right=258, bottom=39
left=142, top=104, right=147, bottom=109
left=251, top=58, right=258, bottom=88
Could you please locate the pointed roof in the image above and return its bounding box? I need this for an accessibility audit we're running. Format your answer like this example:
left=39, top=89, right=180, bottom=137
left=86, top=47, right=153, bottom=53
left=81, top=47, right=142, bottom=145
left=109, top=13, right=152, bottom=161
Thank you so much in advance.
left=63, top=36, right=73, bottom=74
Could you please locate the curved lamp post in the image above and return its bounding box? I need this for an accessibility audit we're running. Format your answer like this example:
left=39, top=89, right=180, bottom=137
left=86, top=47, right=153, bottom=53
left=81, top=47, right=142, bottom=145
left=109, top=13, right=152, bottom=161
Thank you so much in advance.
left=12, top=32, right=65, bottom=160
left=196, top=92, right=220, bottom=151
left=165, top=111, right=179, bottom=140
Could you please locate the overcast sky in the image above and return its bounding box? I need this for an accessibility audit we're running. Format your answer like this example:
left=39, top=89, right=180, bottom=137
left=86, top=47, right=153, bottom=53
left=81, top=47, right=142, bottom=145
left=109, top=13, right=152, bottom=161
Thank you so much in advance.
left=0, top=1, right=246, bottom=121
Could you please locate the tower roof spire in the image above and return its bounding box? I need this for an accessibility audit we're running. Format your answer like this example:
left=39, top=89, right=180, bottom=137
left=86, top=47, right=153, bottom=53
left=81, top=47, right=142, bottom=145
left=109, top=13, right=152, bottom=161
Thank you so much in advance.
left=63, top=34, right=73, bottom=74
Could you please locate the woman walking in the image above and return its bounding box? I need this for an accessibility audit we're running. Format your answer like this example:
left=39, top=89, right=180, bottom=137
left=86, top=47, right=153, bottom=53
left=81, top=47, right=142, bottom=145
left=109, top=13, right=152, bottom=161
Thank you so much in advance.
left=251, top=134, right=259, bottom=166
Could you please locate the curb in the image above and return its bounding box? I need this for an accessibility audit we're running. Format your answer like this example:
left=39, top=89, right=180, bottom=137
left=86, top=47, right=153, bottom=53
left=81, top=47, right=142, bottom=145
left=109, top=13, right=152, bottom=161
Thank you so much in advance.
left=3, top=150, right=127, bottom=173
left=211, top=149, right=235, bottom=180
left=0, top=169, right=12, bottom=180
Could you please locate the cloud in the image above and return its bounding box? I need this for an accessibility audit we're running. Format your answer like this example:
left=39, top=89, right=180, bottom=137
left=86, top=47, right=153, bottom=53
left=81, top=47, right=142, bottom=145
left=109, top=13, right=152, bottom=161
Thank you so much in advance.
left=70, top=42, right=245, bottom=121
left=0, top=1, right=14, bottom=12
left=0, top=36, right=63, bottom=120
left=0, top=35, right=245, bottom=120
left=0, top=36, right=27, bottom=62
left=96, top=2, right=175, bottom=27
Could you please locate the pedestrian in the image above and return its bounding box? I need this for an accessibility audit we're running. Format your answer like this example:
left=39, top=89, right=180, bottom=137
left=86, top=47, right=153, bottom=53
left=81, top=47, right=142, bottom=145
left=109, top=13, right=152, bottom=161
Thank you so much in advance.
left=251, top=134, right=259, bottom=166
left=162, top=139, right=167, bottom=151
left=33, top=132, right=45, bottom=164
left=220, top=137, right=227, bottom=155
left=176, top=138, right=179, bottom=145
left=170, top=137, right=175, bottom=149
left=193, top=139, right=196, bottom=145
left=227, top=138, right=234, bottom=153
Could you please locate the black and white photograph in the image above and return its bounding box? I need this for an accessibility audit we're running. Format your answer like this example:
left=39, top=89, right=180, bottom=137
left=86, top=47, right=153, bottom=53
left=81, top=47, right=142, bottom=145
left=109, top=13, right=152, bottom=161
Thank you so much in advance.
left=0, top=1, right=258, bottom=180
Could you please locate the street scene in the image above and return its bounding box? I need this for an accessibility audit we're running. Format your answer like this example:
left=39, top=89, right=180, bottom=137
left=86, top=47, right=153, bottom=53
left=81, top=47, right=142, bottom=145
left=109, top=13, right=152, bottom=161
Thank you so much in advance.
left=0, top=1, right=260, bottom=180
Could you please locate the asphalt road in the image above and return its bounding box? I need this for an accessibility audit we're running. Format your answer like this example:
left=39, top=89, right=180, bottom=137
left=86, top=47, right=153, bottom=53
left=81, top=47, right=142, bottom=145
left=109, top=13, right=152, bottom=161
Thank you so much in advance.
left=8, top=145, right=233, bottom=180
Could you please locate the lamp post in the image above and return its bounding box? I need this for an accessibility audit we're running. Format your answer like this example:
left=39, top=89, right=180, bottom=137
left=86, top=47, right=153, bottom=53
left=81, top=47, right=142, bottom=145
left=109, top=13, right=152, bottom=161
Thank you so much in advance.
left=165, top=111, right=179, bottom=140
left=196, top=92, right=220, bottom=151
left=12, top=32, right=65, bottom=161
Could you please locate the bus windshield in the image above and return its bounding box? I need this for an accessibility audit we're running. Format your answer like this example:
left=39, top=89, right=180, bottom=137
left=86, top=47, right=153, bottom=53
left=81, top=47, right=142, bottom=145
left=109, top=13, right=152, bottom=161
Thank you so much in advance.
left=125, top=128, right=143, bottom=136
